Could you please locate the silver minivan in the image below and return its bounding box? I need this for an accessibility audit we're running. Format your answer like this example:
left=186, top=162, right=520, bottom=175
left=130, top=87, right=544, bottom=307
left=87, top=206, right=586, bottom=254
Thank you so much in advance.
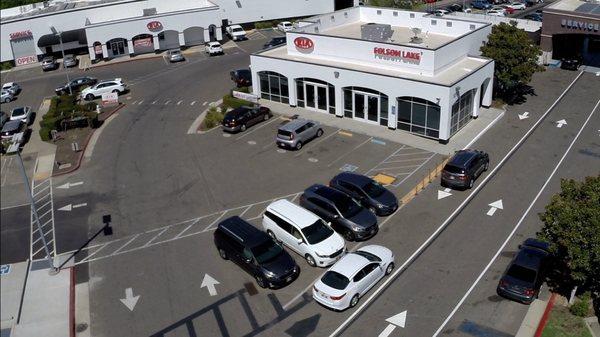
left=276, top=118, right=323, bottom=150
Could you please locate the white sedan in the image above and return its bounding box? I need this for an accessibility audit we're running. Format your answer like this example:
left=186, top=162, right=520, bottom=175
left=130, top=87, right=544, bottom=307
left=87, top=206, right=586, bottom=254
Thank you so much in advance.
left=313, top=245, right=394, bottom=310
left=486, top=9, right=506, bottom=16
left=2, top=82, right=21, bottom=95
left=81, top=78, right=126, bottom=101
left=507, top=2, right=526, bottom=9
left=205, top=42, right=224, bottom=56
left=277, top=21, right=293, bottom=32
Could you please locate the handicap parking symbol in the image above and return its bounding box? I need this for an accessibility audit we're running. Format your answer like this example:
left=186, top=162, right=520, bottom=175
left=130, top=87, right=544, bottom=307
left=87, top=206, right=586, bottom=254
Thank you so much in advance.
left=0, top=264, right=11, bottom=276
left=340, top=164, right=358, bottom=172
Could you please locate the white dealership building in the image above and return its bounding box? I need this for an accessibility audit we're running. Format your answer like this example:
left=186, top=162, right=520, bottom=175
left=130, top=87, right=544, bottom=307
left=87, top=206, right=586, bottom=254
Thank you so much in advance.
left=0, top=0, right=357, bottom=65
left=250, top=6, right=495, bottom=143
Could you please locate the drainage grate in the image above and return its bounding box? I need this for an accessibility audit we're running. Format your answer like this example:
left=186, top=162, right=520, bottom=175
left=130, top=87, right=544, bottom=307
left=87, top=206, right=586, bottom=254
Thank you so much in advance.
left=244, top=282, right=258, bottom=296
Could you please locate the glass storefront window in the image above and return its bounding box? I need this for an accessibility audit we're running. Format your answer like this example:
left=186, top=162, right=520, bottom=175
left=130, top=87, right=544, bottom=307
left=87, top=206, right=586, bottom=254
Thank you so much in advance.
left=259, top=71, right=289, bottom=104
left=396, top=96, right=441, bottom=139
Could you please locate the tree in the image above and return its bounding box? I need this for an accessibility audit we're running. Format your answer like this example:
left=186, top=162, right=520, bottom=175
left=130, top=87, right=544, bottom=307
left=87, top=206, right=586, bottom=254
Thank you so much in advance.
left=480, top=22, right=544, bottom=100
left=537, top=176, right=600, bottom=307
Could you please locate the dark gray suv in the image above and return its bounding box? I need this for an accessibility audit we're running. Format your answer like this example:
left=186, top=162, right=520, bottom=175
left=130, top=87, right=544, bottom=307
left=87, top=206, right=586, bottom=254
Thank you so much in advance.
left=330, top=173, right=398, bottom=216
left=441, top=149, right=489, bottom=189
left=299, top=184, right=378, bottom=241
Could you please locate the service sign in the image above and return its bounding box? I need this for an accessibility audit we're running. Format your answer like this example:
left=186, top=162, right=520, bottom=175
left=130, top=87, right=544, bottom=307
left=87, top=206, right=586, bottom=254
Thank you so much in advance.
left=147, top=21, right=163, bottom=32
left=15, top=55, right=37, bottom=66
left=9, top=30, right=33, bottom=40
left=101, top=92, right=119, bottom=106
left=133, top=37, right=153, bottom=48
left=233, top=90, right=258, bottom=103
left=373, top=47, right=422, bottom=65
left=294, top=37, right=314, bottom=53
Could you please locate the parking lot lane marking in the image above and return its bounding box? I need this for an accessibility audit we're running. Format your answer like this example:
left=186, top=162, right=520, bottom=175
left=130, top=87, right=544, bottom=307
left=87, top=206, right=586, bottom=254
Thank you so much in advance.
left=371, top=139, right=386, bottom=146
left=247, top=140, right=257, bottom=145
left=79, top=242, right=111, bottom=263
left=363, top=145, right=406, bottom=176
left=202, top=101, right=208, bottom=106
left=387, top=151, right=431, bottom=158
left=277, top=149, right=287, bottom=153
left=177, top=100, right=183, bottom=105
left=190, top=101, right=197, bottom=106
left=338, top=130, right=353, bottom=137
left=308, top=158, right=318, bottom=163
left=201, top=212, right=228, bottom=233
left=138, top=100, right=144, bottom=105
left=110, top=234, right=141, bottom=256
left=235, top=116, right=282, bottom=141
left=293, top=129, right=341, bottom=157
left=381, top=157, right=434, bottom=165
left=126, top=96, right=132, bottom=100
left=1, top=203, right=31, bottom=210
left=164, top=100, right=171, bottom=105
left=222, top=133, right=231, bottom=138
left=392, top=153, right=436, bottom=187
left=238, top=205, right=253, bottom=218
left=1, top=157, right=13, bottom=186
left=327, top=137, right=373, bottom=167
left=174, top=217, right=203, bottom=238
left=131, top=100, right=138, bottom=105
left=152, top=101, right=157, bottom=105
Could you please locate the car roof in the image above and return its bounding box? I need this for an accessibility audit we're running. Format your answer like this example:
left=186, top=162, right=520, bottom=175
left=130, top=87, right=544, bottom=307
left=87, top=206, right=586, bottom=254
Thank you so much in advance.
left=266, top=199, right=320, bottom=229
left=332, top=172, right=371, bottom=187
left=305, top=184, right=346, bottom=201
left=278, top=118, right=313, bottom=132
left=2, top=119, right=23, bottom=131
left=217, top=216, right=268, bottom=247
left=448, top=149, right=479, bottom=167
left=513, top=244, right=548, bottom=270
left=208, top=41, right=220, bottom=45
left=330, top=252, right=370, bottom=277
left=2, top=82, right=14, bottom=87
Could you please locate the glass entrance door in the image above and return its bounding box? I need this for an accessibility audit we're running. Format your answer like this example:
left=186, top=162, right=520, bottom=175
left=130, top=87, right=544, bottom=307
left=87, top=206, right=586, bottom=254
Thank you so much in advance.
left=353, top=91, right=379, bottom=123
left=305, top=83, right=328, bottom=112
left=111, top=40, right=125, bottom=56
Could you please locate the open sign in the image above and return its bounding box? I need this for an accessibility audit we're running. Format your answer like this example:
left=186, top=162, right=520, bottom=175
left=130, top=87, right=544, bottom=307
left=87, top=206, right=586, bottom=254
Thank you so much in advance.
left=147, top=21, right=163, bottom=32
left=294, top=37, right=314, bottom=53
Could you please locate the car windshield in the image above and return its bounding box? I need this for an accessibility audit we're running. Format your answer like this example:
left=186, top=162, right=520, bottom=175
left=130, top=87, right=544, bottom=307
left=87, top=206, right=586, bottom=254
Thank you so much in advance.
left=251, top=240, right=283, bottom=264
left=11, top=108, right=25, bottom=117
left=233, top=27, right=243, bottom=32
left=321, top=271, right=350, bottom=290
left=362, top=180, right=386, bottom=198
left=354, top=250, right=382, bottom=262
left=335, top=195, right=362, bottom=218
left=302, top=220, right=334, bottom=245
left=506, top=264, right=537, bottom=283
left=277, top=130, right=292, bottom=139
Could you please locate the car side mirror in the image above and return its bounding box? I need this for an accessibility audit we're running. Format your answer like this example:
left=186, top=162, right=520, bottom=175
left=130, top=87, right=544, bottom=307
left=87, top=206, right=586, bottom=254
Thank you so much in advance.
left=333, top=214, right=339, bottom=219
left=297, top=239, right=303, bottom=244
left=326, top=222, right=332, bottom=227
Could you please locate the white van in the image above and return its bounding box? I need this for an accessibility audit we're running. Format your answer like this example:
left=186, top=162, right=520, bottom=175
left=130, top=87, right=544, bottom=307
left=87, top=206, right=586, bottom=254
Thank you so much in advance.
left=263, top=199, right=345, bottom=267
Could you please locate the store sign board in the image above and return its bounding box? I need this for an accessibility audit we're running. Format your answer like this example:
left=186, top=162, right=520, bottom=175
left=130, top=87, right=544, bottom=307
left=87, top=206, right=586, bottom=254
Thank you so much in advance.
left=101, top=92, right=119, bottom=106
left=561, top=19, right=599, bottom=32
left=15, top=55, right=37, bottom=66
left=232, top=91, right=258, bottom=103
left=133, top=37, right=153, bottom=47
left=294, top=37, right=314, bottom=53
left=9, top=30, right=33, bottom=40
left=373, top=47, right=422, bottom=65
left=147, top=21, right=163, bottom=32
left=94, top=44, right=103, bottom=54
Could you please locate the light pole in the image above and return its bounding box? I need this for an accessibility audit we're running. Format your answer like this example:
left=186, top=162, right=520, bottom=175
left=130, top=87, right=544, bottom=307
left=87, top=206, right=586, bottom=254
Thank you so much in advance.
left=50, top=26, right=72, bottom=95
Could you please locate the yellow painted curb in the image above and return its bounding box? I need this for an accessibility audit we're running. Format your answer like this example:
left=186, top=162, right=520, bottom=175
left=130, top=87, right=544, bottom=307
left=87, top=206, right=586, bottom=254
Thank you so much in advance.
left=399, top=157, right=449, bottom=205
left=373, top=173, right=396, bottom=186
left=338, top=131, right=353, bottom=137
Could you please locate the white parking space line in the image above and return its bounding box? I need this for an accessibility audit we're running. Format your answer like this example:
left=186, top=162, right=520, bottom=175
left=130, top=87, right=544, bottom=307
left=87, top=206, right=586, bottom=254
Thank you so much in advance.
left=164, top=100, right=171, bottom=105
left=327, top=137, right=373, bottom=167
left=369, top=164, right=421, bottom=172
left=177, top=100, right=183, bottom=105
left=1, top=157, right=13, bottom=186
left=138, top=100, right=144, bottom=105
left=235, top=117, right=282, bottom=141
left=191, top=101, right=197, bottom=106
left=385, top=151, right=431, bottom=158
left=202, top=101, right=208, bottom=106
left=294, top=129, right=341, bottom=157
left=363, top=146, right=406, bottom=176
left=379, top=157, right=433, bottom=165
left=392, top=153, right=436, bottom=187
left=1, top=203, right=31, bottom=210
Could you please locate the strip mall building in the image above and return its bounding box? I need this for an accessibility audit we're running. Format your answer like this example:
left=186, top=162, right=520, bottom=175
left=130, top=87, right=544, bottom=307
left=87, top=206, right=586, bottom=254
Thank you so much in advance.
left=250, top=7, right=495, bottom=143
left=0, top=0, right=357, bottom=65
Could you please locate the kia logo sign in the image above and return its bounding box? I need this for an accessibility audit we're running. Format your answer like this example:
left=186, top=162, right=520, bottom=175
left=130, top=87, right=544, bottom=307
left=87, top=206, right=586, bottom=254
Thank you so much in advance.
left=147, top=21, right=163, bottom=32
left=294, top=37, right=314, bottom=53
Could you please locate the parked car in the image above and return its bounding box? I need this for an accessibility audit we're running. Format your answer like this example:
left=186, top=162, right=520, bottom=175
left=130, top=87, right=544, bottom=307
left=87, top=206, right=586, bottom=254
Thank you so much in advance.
left=486, top=9, right=506, bottom=16
left=561, top=57, right=581, bottom=71
left=2, top=82, right=21, bottom=95
left=471, top=0, right=493, bottom=9
left=221, top=105, right=271, bottom=132
left=63, top=54, right=78, bottom=68
left=497, top=239, right=550, bottom=304
left=41, top=56, right=59, bottom=71
left=81, top=78, right=126, bottom=101
left=441, top=149, right=490, bottom=189
left=490, top=6, right=508, bottom=13
left=446, top=3, right=464, bottom=11
left=276, top=118, right=323, bottom=150
left=230, top=69, right=252, bottom=87
left=313, top=245, right=394, bottom=310
left=506, top=1, right=526, bottom=9
left=277, top=21, right=294, bottom=32
left=300, top=184, right=378, bottom=241
left=499, top=5, right=516, bottom=14
left=523, top=12, right=543, bottom=21
left=433, top=9, right=450, bottom=16
left=0, top=111, right=8, bottom=126
left=1, top=90, right=13, bottom=103
left=167, top=49, right=185, bottom=62
left=226, top=24, right=247, bottom=41
left=205, top=42, right=224, bottom=56
left=1, top=120, right=26, bottom=140
left=263, top=36, right=287, bottom=49
left=9, top=106, right=33, bottom=125
left=214, top=216, right=300, bottom=289
left=55, top=77, right=97, bottom=95
left=263, top=199, right=346, bottom=267
left=329, top=173, right=398, bottom=216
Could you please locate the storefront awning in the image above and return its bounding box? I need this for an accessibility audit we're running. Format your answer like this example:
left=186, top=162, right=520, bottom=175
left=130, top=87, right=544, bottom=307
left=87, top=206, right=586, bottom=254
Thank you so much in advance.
left=37, top=29, right=87, bottom=47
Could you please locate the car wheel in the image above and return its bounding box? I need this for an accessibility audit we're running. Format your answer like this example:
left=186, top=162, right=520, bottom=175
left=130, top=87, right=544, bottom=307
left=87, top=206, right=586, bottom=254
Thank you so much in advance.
left=343, top=230, right=354, bottom=241
left=484, top=161, right=489, bottom=171
left=316, top=129, right=324, bottom=137
left=85, top=94, right=94, bottom=101
left=255, top=275, right=267, bottom=288
left=305, top=254, right=316, bottom=267
left=385, top=262, right=395, bottom=275
left=349, top=294, right=359, bottom=308
left=468, top=178, right=474, bottom=189
left=112, top=89, right=119, bottom=94
left=3, top=98, right=9, bottom=103
left=240, top=124, right=247, bottom=132
left=218, top=248, right=228, bottom=260
left=295, top=141, right=303, bottom=150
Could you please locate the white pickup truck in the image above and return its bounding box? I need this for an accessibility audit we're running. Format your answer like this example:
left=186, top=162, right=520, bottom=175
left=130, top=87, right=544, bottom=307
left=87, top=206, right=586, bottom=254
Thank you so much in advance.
left=226, top=24, right=247, bottom=41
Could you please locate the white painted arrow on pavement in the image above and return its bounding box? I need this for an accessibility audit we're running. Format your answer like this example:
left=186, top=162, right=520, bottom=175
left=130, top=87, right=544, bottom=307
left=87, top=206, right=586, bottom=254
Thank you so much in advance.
left=378, top=311, right=407, bottom=337
left=486, top=199, right=503, bottom=216
left=437, top=188, right=452, bottom=200
left=56, top=181, right=83, bottom=189
left=57, top=203, right=87, bottom=211
left=518, top=112, right=529, bottom=120
left=556, top=119, right=567, bottom=128
left=201, top=274, right=220, bottom=296
left=120, top=287, right=140, bottom=311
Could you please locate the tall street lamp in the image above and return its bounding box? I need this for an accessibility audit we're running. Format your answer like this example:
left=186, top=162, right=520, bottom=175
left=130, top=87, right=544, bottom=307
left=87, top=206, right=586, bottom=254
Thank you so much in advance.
left=50, top=26, right=72, bottom=95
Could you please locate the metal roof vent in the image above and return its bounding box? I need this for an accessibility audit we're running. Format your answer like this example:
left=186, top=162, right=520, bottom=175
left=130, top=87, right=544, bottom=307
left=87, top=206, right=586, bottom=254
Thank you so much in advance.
left=361, top=23, right=393, bottom=42
left=143, top=8, right=157, bottom=16
left=410, top=28, right=423, bottom=44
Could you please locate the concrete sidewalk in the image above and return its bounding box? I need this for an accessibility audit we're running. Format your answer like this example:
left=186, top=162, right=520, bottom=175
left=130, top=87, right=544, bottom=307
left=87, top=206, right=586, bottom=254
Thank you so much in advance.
left=260, top=100, right=505, bottom=155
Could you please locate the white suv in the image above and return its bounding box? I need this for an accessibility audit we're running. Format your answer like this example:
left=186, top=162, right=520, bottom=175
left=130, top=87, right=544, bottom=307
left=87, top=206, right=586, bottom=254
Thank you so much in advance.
left=81, top=78, right=126, bottom=101
left=205, top=42, right=223, bottom=56
left=263, top=199, right=346, bottom=267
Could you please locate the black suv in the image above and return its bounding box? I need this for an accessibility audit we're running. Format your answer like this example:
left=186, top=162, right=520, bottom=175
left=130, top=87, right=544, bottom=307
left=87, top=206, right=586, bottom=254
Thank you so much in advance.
left=230, top=69, right=252, bottom=87
left=263, top=37, right=287, bottom=49
left=329, top=173, right=398, bottom=216
left=221, top=106, right=272, bottom=132
left=299, top=184, right=378, bottom=241
left=561, top=57, right=582, bottom=71
left=214, top=216, right=299, bottom=289
left=55, top=77, right=98, bottom=95
left=497, top=239, right=550, bottom=304
left=441, top=149, right=489, bottom=189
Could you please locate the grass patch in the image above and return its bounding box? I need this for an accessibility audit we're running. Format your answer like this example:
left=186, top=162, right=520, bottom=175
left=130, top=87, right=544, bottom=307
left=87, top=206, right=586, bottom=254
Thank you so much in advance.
left=541, top=305, right=592, bottom=337
left=39, top=95, right=98, bottom=141
left=201, top=106, right=225, bottom=130
left=1, top=61, right=13, bottom=71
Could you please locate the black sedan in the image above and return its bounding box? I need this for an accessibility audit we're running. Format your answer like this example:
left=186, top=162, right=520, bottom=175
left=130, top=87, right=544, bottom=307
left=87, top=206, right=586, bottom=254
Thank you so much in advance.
left=497, top=239, right=550, bottom=304
left=55, top=77, right=98, bottom=95
left=561, top=57, right=581, bottom=71
left=329, top=172, right=398, bottom=216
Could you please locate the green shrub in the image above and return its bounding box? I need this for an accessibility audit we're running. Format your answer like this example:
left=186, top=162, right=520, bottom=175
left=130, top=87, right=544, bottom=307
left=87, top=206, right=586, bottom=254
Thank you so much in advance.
left=222, top=94, right=251, bottom=109
left=254, top=21, right=274, bottom=29
left=203, top=106, right=225, bottom=129
left=39, top=127, right=52, bottom=141
left=570, top=293, right=592, bottom=317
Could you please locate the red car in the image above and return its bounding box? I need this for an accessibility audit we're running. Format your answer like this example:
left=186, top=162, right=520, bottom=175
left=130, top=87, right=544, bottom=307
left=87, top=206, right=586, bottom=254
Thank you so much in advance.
left=500, top=5, right=516, bottom=13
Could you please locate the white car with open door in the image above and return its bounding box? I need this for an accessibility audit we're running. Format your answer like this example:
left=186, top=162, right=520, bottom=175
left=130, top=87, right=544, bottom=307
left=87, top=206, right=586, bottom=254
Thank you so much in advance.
left=313, top=245, right=394, bottom=310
